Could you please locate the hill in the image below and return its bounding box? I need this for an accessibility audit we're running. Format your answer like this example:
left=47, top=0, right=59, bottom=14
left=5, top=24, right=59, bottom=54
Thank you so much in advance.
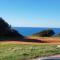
left=32, top=29, right=55, bottom=37
left=0, top=17, right=24, bottom=40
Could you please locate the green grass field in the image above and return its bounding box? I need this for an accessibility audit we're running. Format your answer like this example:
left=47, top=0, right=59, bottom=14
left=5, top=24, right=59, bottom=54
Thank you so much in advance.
left=0, top=43, right=60, bottom=60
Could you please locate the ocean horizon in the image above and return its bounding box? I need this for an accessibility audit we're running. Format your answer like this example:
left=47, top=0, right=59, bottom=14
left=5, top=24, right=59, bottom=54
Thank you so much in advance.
left=13, top=27, right=60, bottom=36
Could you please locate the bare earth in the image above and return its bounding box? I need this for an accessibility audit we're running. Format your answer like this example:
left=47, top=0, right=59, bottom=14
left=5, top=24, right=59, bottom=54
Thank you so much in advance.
left=1, top=41, right=60, bottom=45
left=0, top=37, right=60, bottom=44
left=27, top=37, right=60, bottom=43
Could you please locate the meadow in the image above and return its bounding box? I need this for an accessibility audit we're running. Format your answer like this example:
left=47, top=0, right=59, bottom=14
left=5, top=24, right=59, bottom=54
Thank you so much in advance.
left=0, top=42, right=60, bottom=60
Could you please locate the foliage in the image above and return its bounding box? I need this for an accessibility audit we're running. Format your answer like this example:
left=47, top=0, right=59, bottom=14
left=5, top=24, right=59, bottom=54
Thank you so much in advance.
left=0, top=17, right=23, bottom=38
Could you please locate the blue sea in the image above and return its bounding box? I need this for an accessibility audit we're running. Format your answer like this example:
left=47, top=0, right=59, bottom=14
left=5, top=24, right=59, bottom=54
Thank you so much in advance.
left=13, top=27, right=60, bottom=36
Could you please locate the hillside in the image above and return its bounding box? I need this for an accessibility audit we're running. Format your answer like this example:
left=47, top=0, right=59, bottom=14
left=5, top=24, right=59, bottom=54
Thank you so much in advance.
left=32, top=29, right=55, bottom=37
left=0, top=17, right=24, bottom=39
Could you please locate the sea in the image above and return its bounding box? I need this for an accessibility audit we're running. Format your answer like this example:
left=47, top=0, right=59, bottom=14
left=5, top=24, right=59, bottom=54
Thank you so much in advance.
left=13, top=27, right=60, bottom=36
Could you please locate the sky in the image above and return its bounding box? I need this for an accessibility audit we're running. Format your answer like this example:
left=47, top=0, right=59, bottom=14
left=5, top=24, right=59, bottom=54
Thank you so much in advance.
left=0, top=0, right=60, bottom=28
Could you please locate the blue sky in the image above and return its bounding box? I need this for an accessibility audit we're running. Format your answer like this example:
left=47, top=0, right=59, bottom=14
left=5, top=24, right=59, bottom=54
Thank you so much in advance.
left=0, top=0, right=60, bottom=27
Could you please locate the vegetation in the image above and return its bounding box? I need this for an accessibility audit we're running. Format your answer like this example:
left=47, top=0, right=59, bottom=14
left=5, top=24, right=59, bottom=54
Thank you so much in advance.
left=0, top=43, right=60, bottom=60
left=32, top=29, right=55, bottom=37
left=0, top=17, right=24, bottom=39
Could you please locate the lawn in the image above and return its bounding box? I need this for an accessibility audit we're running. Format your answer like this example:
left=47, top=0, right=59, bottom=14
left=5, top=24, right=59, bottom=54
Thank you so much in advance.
left=0, top=43, right=60, bottom=60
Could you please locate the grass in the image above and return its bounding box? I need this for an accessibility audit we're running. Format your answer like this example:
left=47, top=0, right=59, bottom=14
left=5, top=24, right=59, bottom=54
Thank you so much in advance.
left=0, top=43, right=60, bottom=60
